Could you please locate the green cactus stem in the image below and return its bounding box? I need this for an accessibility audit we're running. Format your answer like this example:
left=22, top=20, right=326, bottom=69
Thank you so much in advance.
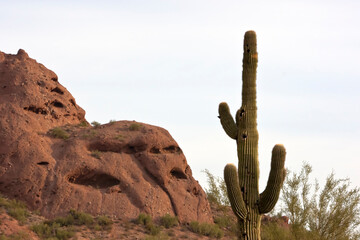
left=218, top=31, right=286, bottom=240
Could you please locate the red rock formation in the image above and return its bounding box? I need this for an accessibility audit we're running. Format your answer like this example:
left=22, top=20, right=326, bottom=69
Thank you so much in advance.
left=0, top=50, right=212, bottom=223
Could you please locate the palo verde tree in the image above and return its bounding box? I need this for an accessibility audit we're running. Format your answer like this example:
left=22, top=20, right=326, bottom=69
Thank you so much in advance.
left=218, top=30, right=286, bottom=239
left=281, top=163, right=360, bottom=240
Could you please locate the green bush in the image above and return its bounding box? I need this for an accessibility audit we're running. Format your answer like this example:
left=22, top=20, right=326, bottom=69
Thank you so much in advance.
left=129, top=123, right=142, bottom=131
left=32, top=210, right=111, bottom=239
left=91, top=121, right=101, bottom=127
left=203, top=169, right=229, bottom=206
left=261, top=221, right=293, bottom=240
left=77, top=121, right=88, bottom=127
left=136, top=213, right=152, bottom=226
left=136, top=213, right=161, bottom=236
left=0, top=231, right=31, bottom=240
left=160, top=214, right=178, bottom=228
left=0, top=197, right=29, bottom=224
left=31, top=222, right=75, bottom=240
left=69, top=209, right=94, bottom=226
left=189, top=221, right=224, bottom=238
left=49, top=127, right=69, bottom=140
left=96, top=215, right=113, bottom=230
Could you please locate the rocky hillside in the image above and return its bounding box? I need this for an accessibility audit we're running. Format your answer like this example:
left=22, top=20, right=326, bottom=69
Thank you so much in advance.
left=0, top=49, right=212, bottom=224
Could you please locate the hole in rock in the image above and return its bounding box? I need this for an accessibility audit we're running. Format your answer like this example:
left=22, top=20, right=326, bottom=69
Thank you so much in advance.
left=51, top=100, right=64, bottom=108
left=242, top=133, right=247, bottom=140
left=163, top=145, right=182, bottom=154
left=124, top=143, right=147, bottom=154
left=88, top=142, right=122, bottom=153
left=170, top=168, right=187, bottom=179
left=150, top=147, right=161, bottom=154
left=51, top=87, right=64, bottom=95
left=51, top=77, right=58, bottom=82
left=192, top=187, right=199, bottom=196
left=67, top=169, right=120, bottom=189
left=247, top=49, right=250, bottom=53
left=70, top=99, right=76, bottom=106
left=24, top=106, right=48, bottom=115
left=37, top=161, right=49, bottom=165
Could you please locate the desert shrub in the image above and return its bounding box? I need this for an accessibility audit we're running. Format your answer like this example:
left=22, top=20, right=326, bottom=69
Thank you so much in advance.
left=91, top=121, right=101, bottom=127
left=261, top=221, right=293, bottom=240
left=31, top=222, right=75, bottom=240
left=96, top=215, right=113, bottom=230
left=108, top=119, right=116, bottom=124
left=129, top=123, right=142, bottom=131
left=281, top=163, right=360, bottom=240
left=144, top=233, right=169, bottom=240
left=203, top=169, right=229, bottom=206
left=69, top=209, right=94, bottom=226
left=49, top=127, right=69, bottom=140
left=77, top=121, right=88, bottom=127
left=115, top=134, right=125, bottom=141
left=160, top=214, right=178, bottom=228
left=189, top=221, right=224, bottom=238
left=81, top=129, right=97, bottom=139
left=32, top=210, right=111, bottom=239
left=0, top=231, right=31, bottom=240
left=136, top=213, right=161, bottom=235
left=136, top=213, right=152, bottom=226
left=0, top=197, right=29, bottom=224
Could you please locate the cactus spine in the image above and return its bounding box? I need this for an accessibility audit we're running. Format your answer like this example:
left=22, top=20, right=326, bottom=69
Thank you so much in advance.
left=219, top=31, right=286, bottom=240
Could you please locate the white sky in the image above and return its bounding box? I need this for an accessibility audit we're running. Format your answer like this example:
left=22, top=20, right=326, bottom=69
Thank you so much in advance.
left=1, top=0, right=360, bottom=191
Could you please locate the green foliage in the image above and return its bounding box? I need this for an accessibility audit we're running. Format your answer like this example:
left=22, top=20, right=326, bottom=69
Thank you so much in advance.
left=0, top=232, right=31, bottom=240
left=90, top=150, right=101, bottom=159
left=49, top=127, right=69, bottom=140
left=203, top=169, right=229, bottom=206
left=32, top=210, right=112, bottom=239
left=108, top=119, right=116, bottom=124
left=136, top=213, right=161, bottom=236
left=95, top=215, right=113, bottom=230
left=204, top=165, right=360, bottom=240
left=68, top=209, right=94, bottom=226
left=91, top=121, right=101, bottom=127
left=159, top=214, right=178, bottom=228
left=77, top=121, right=88, bottom=127
left=129, top=123, right=142, bottom=131
left=115, top=134, right=125, bottom=141
left=81, top=129, right=97, bottom=139
left=261, top=221, right=293, bottom=240
left=281, top=163, right=360, bottom=240
left=0, top=197, right=29, bottom=224
left=144, top=233, right=169, bottom=240
left=31, top=222, right=75, bottom=240
left=189, top=221, right=224, bottom=238
left=136, top=213, right=152, bottom=226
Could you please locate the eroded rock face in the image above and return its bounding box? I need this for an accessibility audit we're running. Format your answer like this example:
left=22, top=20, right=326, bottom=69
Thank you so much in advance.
left=0, top=50, right=212, bottom=223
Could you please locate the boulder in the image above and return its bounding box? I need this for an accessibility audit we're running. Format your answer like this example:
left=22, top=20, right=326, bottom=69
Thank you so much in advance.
left=0, top=50, right=212, bottom=223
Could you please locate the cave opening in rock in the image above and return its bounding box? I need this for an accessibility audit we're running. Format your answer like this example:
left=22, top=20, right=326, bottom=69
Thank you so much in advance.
left=170, top=167, right=187, bottom=179
left=37, top=161, right=49, bottom=165
left=51, top=100, right=64, bottom=108
left=67, top=169, right=120, bottom=189
left=51, top=87, right=64, bottom=95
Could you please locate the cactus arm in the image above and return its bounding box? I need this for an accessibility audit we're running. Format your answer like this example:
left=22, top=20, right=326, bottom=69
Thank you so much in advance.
left=218, top=102, right=238, bottom=139
left=224, top=164, right=247, bottom=220
left=258, top=144, right=286, bottom=214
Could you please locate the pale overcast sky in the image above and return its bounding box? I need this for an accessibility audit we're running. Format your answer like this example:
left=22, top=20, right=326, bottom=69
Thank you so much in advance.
left=1, top=0, right=360, bottom=191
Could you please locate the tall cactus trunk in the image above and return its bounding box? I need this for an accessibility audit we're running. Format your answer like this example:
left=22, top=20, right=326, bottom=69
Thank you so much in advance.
left=218, top=31, right=286, bottom=240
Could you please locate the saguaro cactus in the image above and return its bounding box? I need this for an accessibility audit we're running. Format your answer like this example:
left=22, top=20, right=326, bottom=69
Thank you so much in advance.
left=218, top=31, right=286, bottom=240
